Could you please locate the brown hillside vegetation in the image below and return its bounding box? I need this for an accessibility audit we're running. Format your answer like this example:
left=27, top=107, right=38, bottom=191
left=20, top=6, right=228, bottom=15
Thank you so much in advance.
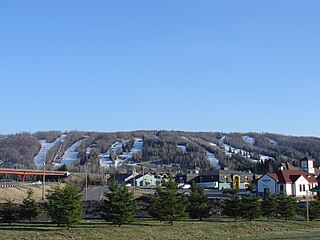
left=0, top=185, right=60, bottom=203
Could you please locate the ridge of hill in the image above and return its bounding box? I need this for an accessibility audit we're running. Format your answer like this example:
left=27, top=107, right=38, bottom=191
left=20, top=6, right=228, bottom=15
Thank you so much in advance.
left=0, top=130, right=319, bottom=174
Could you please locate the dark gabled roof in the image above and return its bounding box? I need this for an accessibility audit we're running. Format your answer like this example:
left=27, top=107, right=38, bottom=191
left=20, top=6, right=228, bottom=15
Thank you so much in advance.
left=278, top=162, right=299, bottom=170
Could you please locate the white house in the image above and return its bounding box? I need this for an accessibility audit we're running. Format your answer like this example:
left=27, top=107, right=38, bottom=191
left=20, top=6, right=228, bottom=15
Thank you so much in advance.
left=257, top=157, right=319, bottom=197
left=127, top=174, right=162, bottom=187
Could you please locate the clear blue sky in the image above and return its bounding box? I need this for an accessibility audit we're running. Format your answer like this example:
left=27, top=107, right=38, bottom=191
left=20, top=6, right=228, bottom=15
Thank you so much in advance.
left=0, top=0, right=319, bottom=136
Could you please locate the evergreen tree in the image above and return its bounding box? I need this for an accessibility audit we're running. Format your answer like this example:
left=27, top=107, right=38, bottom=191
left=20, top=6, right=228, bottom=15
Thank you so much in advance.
left=150, top=178, right=186, bottom=225
left=222, top=197, right=242, bottom=220
left=276, top=194, right=297, bottom=220
left=261, top=192, right=277, bottom=219
left=57, top=164, right=68, bottom=172
left=310, top=199, right=320, bottom=221
left=0, top=199, right=18, bottom=226
left=102, top=183, right=136, bottom=226
left=187, top=184, right=211, bottom=220
left=46, top=185, right=83, bottom=228
left=21, top=189, right=39, bottom=222
left=241, top=197, right=261, bottom=221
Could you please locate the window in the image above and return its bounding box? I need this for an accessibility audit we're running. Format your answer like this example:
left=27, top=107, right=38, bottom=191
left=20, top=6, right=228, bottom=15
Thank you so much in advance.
left=280, top=184, right=284, bottom=193
left=303, top=184, right=306, bottom=191
left=299, top=184, right=302, bottom=192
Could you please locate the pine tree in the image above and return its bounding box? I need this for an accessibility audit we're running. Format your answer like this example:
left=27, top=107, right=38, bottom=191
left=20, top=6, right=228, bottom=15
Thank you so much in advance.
left=21, top=189, right=39, bottom=222
left=46, top=185, right=83, bottom=228
left=102, top=183, right=136, bottom=226
left=276, top=194, right=297, bottom=220
left=261, top=192, right=277, bottom=219
left=150, top=178, right=186, bottom=225
left=187, top=184, right=211, bottom=220
left=0, top=199, right=18, bottom=226
left=222, top=197, right=242, bottom=220
left=241, top=197, right=261, bottom=221
left=310, top=199, right=320, bottom=221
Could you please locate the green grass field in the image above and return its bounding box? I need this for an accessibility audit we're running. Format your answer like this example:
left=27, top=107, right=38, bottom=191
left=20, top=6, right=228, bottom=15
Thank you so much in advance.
left=0, top=218, right=319, bottom=240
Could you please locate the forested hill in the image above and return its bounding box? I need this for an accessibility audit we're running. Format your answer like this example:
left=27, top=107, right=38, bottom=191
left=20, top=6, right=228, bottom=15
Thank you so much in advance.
left=0, top=130, right=319, bottom=174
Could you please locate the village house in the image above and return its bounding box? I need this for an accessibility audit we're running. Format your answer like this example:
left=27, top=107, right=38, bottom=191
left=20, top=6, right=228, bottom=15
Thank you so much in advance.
left=257, top=157, right=319, bottom=197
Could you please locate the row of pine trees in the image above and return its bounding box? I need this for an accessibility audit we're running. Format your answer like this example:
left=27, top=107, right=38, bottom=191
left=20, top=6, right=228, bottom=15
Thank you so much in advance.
left=1, top=181, right=320, bottom=227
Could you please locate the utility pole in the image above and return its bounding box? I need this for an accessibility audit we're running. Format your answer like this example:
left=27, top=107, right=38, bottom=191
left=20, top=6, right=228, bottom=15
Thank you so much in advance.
left=42, top=153, right=46, bottom=201
left=85, top=162, right=90, bottom=201
left=133, top=168, right=136, bottom=197
left=306, top=190, right=309, bottom=222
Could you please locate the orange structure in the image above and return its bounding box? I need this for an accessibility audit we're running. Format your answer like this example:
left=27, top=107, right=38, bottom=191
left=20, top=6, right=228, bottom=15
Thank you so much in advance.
left=0, top=168, right=69, bottom=185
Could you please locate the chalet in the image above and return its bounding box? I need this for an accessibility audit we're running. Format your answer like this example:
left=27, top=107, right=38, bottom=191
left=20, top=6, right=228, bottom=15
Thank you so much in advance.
left=127, top=174, right=162, bottom=187
left=257, top=157, right=319, bottom=197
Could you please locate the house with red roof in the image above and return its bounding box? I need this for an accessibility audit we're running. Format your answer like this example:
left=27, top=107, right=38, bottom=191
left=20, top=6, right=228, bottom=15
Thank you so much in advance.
left=257, top=157, right=319, bottom=197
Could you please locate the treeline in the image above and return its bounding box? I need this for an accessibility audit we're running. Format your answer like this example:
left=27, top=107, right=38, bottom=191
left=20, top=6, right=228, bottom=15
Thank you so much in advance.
left=1, top=130, right=320, bottom=174
left=33, top=131, right=62, bottom=143
left=0, top=133, right=40, bottom=168
left=222, top=132, right=320, bottom=168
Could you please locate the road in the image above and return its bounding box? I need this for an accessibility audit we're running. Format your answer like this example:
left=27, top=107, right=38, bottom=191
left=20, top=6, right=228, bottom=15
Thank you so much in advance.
left=84, top=186, right=109, bottom=201
left=82, top=186, right=250, bottom=200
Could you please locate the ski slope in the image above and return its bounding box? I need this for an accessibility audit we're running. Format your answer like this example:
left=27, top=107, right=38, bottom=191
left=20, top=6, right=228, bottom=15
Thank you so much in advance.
left=59, top=138, right=86, bottom=165
left=206, top=151, right=221, bottom=170
left=34, top=134, right=67, bottom=167
left=100, top=138, right=144, bottom=168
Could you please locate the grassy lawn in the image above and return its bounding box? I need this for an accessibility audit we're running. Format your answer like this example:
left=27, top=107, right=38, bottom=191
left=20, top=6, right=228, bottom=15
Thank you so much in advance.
left=0, top=218, right=319, bottom=240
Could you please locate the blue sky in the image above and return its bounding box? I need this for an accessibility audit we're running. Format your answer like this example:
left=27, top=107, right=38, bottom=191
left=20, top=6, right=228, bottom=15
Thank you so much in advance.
left=0, top=0, right=319, bottom=136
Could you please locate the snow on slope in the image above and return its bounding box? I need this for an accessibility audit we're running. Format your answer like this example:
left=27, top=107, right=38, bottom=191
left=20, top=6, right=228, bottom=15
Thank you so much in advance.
left=267, top=138, right=278, bottom=145
left=242, top=135, right=255, bottom=145
left=206, top=151, right=221, bottom=170
left=100, top=138, right=143, bottom=168
left=58, top=138, right=87, bottom=165
left=219, top=136, right=250, bottom=157
left=34, top=134, right=67, bottom=167
left=177, top=145, right=187, bottom=153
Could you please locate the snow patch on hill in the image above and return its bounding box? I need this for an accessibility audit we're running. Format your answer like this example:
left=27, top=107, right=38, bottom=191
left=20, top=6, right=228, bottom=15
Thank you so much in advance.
left=242, top=135, right=255, bottom=145
left=177, top=145, right=187, bottom=153
left=267, top=138, right=278, bottom=145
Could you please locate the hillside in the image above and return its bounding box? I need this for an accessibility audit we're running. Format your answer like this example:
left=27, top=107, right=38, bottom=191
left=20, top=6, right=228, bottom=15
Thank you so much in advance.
left=0, top=130, right=319, bottom=174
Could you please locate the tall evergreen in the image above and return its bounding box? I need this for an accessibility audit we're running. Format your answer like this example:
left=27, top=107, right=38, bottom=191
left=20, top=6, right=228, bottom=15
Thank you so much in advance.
left=21, top=189, right=40, bottom=222
left=261, top=192, right=277, bottom=219
left=241, top=197, right=261, bottom=221
left=276, top=194, right=297, bottom=220
left=222, top=197, right=242, bottom=220
left=102, top=183, right=136, bottom=226
left=0, top=199, right=18, bottom=226
left=150, top=178, right=186, bottom=225
left=46, top=185, right=83, bottom=228
left=187, top=184, right=211, bottom=220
